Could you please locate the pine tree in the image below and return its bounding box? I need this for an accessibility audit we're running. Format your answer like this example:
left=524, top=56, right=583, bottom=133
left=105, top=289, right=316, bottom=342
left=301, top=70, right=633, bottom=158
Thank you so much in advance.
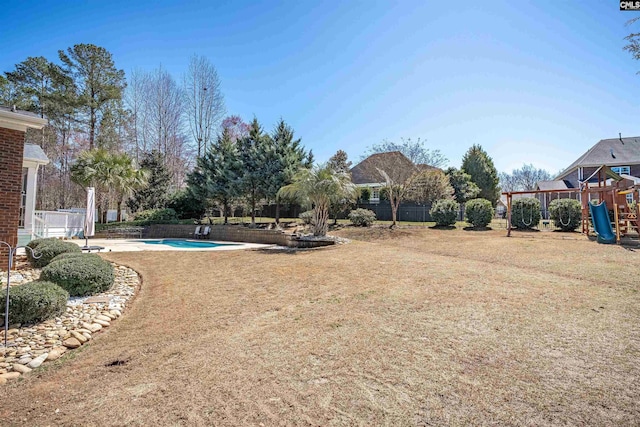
left=461, top=145, right=500, bottom=206
left=59, top=44, right=126, bottom=149
left=238, top=118, right=271, bottom=225
left=188, top=127, right=241, bottom=223
left=127, top=150, right=171, bottom=212
left=328, top=150, right=352, bottom=173
left=445, top=167, right=480, bottom=204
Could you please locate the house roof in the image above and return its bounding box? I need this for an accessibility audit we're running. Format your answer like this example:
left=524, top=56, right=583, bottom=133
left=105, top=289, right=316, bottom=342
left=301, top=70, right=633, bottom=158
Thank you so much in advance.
left=350, top=152, right=438, bottom=185
left=536, top=180, right=571, bottom=191
left=557, top=136, right=640, bottom=179
left=23, top=143, right=49, bottom=165
left=0, top=105, right=47, bottom=132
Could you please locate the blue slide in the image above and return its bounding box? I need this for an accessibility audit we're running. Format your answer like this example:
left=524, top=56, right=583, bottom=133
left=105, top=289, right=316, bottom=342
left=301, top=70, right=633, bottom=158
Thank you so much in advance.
left=589, top=201, right=616, bottom=244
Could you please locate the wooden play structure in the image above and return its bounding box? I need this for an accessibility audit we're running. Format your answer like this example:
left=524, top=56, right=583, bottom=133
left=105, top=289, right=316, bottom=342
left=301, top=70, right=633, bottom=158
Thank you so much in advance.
left=503, top=165, right=640, bottom=244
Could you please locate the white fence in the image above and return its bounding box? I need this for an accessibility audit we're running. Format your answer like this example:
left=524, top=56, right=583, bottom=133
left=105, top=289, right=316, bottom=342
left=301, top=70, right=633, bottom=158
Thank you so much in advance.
left=33, top=210, right=85, bottom=239
left=57, top=208, right=127, bottom=223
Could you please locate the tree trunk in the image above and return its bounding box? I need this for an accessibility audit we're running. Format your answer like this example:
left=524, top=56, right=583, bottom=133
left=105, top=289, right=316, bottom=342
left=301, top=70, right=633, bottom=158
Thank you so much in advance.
left=313, top=204, right=329, bottom=236
left=275, top=201, right=280, bottom=225
left=223, top=201, right=228, bottom=224
left=250, top=189, right=256, bottom=226
left=390, top=196, right=399, bottom=229
left=117, top=198, right=123, bottom=222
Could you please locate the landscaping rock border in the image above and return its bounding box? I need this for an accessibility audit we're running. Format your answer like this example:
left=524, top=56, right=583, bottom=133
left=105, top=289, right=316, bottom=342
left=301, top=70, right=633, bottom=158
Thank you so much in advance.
left=0, top=263, right=140, bottom=384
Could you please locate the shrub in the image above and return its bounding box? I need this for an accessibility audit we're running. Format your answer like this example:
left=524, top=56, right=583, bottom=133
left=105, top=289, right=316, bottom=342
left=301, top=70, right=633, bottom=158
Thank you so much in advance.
left=41, top=256, right=115, bottom=297
left=430, top=199, right=459, bottom=227
left=379, top=187, right=390, bottom=201
left=512, top=197, right=541, bottom=229
left=464, top=198, right=494, bottom=228
left=27, top=238, right=81, bottom=268
left=168, top=189, right=207, bottom=220
left=299, top=210, right=314, bottom=225
left=134, top=208, right=178, bottom=222
left=348, top=208, right=376, bottom=226
left=50, top=252, right=102, bottom=263
left=0, top=281, right=68, bottom=325
left=359, top=188, right=371, bottom=203
left=549, top=198, right=581, bottom=231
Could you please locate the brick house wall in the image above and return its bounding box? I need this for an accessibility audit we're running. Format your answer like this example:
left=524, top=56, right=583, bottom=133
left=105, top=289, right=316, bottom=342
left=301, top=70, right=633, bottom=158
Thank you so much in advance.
left=0, top=127, right=26, bottom=258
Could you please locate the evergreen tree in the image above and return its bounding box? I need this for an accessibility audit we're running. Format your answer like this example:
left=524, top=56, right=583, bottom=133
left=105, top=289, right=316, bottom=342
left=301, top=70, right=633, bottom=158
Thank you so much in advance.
left=59, top=44, right=126, bottom=149
left=5, top=56, right=65, bottom=117
left=188, top=127, right=241, bottom=223
left=127, top=150, right=171, bottom=212
left=328, top=149, right=355, bottom=223
left=238, top=118, right=271, bottom=226
left=328, top=149, right=352, bottom=173
left=445, top=167, right=480, bottom=204
left=265, top=119, right=312, bottom=223
left=461, top=145, right=500, bottom=205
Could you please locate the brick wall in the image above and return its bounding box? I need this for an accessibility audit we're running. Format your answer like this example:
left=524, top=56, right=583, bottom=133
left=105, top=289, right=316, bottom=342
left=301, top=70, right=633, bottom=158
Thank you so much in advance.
left=0, top=127, right=25, bottom=260
left=143, top=224, right=335, bottom=248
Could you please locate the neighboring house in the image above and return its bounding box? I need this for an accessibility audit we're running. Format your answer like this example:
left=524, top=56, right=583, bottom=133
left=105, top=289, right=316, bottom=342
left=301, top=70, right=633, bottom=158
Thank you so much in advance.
left=555, top=136, right=640, bottom=188
left=0, top=106, right=47, bottom=252
left=350, top=151, right=436, bottom=203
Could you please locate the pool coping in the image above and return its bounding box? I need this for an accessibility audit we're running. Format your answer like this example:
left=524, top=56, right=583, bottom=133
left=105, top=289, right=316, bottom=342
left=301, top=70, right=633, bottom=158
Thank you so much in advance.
left=68, top=238, right=271, bottom=252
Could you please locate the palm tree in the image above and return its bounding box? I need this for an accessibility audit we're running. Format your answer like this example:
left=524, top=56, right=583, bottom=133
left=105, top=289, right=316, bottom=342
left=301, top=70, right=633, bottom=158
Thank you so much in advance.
left=278, top=164, right=356, bottom=236
left=71, top=149, right=147, bottom=223
left=111, top=153, right=149, bottom=222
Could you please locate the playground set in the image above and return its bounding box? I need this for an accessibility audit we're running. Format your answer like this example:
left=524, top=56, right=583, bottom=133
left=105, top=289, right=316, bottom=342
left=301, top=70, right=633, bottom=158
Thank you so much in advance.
left=503, top=165, right=640, bottom=244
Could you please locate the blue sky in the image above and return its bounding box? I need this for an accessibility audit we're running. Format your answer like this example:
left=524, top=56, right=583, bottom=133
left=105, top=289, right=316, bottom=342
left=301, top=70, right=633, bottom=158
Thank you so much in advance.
left=2, top=0, right=640, bottom=174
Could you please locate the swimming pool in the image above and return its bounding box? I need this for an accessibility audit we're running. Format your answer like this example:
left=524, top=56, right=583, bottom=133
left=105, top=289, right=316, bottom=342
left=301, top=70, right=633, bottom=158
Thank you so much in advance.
left=137, top=239, right=238, bottom=249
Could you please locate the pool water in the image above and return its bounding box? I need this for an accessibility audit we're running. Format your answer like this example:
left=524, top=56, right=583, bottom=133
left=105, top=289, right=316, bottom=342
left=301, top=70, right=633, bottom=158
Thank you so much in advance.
left=137, top=239, right=236, bottom=249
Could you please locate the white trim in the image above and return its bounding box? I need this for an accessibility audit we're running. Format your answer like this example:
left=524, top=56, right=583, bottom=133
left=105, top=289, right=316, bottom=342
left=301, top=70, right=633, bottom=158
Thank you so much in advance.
left=0, top=109, right=47, bottom=132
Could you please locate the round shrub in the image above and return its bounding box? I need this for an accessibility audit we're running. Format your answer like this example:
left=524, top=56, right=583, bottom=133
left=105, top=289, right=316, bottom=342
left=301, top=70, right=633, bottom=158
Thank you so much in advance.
left=134, top=208, right=178, bottom=222
left=299, top=210, right=314, bottom=225
left=27, top=238, right=81, bottom=268
left=348, top=208, right=376, bottom=227
left=41, top=257, right=115, bottom=297
left=512, top=197, right=541, bottom=229
left=51, top=252, right=102, bottom=263
left=464, top=198, right=494, bottom=228
left=0, top=281, right=68, bottom=325
left=430, top=199, right=459, bottom=227
left=549, top=198, right=581, bottom=231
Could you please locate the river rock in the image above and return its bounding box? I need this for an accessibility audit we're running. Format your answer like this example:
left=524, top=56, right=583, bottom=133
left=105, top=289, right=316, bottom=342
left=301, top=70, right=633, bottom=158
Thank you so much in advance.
left=0, top=372, right=20, bottom=380
left=12, top=363, right=32, bottom=374
left=93, top=319, right=110, bottom=327
left=63, top=338, right=81, bottom=349
left=46, top=349, right=64, bottom=361
left=28, top=353, right=48, bottom=369
left=70, top=331, right=88, bottom=344
left=95, top=315, right=111, bottom=322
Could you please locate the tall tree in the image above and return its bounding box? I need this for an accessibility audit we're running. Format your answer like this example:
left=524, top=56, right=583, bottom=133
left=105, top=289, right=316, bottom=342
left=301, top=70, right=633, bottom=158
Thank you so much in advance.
left=5, top=56, right=64, bottom=117
left=328, top=149, right=352, bottom=173
left=499, top=163, right=552, bottom=192
left=188, top=127, right=241, bottom=224
left=445, top=167, right=480, bottom=203
left=238, top=118, right=270, bottom=226
left=127, top=150, right=172, bottom=212
left=184, top=55, right=226, bottom=158
left=408, top=169, right=454, bottom=205
left=221, top=115, right=250, bottom=142
left=59, top=44, right=126, bottom=149
left=265, top=119, right=312, bottom=224
left=278, top=164, right=357, bottom=237
left=363, top=137, right=448, bottom=168
left=624, top=17, right=640, bottom=68
left=461, top=144, right=500, bottom=205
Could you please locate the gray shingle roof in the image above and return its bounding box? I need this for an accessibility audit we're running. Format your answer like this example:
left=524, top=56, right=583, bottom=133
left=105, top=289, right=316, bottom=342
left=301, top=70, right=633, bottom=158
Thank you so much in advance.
left=0, top=105, right=42, bottom=119
left=350, top=151, right=414, bottom=184
left=23, top=143, right=49, bottom=164
left=536, top=180, right=571, bottom=191
left=557, top=136, right=640, bottom=178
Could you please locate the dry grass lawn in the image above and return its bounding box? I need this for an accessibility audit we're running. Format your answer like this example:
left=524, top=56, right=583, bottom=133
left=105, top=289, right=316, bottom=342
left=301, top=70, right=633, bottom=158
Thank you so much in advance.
left=1, top=227, right=639, bottom=426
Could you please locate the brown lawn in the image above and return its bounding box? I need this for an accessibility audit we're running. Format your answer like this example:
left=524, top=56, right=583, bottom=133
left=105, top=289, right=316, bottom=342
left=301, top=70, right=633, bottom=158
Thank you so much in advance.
left=1, top=227, right=639, bottom=426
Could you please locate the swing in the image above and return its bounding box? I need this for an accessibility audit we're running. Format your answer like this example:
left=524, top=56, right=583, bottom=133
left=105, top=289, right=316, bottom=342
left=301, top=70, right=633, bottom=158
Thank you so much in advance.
left=521, top=200, right=534, bottom=227
left=559, top=203, right=572, bottom=227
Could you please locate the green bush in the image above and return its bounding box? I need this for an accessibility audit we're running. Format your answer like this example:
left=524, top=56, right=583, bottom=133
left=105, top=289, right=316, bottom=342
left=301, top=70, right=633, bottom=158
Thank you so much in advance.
left=134, top=208, right=178, bottom=222
left=50, top=252, right=102, bottom=263
left=430, top=199, right=459, bottom=226
left=359, top=188, right=371, bottom=203
left=168, top=189, right=207, bottom=220
left=379, top=187, right=390, bottom=202
left=348, top=208, right=376, bottom=226
left=299, top=210, right=314, bottom=225
left=549, top=198, right=581, bottom=231
left=41, top=256, right=115, bottom=297
left=0, top=281, right=68, bottom=325
left=512, top=197, right=541, bottom=229
left=27, top=238, right=81, bottom=268
left=464, top=198, right=494, bottom=228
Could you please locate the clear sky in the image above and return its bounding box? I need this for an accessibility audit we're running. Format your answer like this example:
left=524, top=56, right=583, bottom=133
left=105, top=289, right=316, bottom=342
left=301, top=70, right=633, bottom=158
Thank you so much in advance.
left=2, top=0, right=639, bottom=174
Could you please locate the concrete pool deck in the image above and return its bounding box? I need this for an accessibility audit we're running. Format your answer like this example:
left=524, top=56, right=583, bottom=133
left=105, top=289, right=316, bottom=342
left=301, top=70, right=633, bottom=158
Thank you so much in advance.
left=68, top=239, right=271, bottom=252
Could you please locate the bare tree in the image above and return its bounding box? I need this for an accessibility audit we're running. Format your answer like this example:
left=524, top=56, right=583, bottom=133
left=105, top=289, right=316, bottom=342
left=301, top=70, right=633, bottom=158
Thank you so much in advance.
left=500, top=164, right=552, bottom=192
left=184, top=55, right=225, bottom=157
